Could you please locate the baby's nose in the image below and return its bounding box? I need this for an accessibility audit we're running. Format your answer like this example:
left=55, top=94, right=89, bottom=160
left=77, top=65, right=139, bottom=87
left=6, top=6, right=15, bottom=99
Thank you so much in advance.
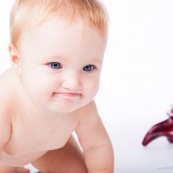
left=62, top=75, right=82, bottom=91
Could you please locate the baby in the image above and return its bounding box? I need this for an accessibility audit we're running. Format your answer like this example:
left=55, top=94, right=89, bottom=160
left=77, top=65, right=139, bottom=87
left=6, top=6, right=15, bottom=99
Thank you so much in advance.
left=0, top=0, right=114, bottom=172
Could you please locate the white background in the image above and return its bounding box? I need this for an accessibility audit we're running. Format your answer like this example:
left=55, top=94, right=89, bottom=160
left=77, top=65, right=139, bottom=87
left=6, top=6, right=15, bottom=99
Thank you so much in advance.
left=1, top=0, right=173, bottom=172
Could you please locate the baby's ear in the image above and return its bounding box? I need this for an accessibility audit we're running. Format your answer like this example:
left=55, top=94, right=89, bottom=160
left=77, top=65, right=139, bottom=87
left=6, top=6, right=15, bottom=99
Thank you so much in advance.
left=8, top=43, right=21, bottom=73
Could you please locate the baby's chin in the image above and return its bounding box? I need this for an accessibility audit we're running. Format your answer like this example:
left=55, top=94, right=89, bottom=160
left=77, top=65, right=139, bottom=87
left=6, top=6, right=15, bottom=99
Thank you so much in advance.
left=33, top=96, right=94, bottom=115
left=39, top=103, right=82, bottom=115
left=48, top=101, right=92, bottom=115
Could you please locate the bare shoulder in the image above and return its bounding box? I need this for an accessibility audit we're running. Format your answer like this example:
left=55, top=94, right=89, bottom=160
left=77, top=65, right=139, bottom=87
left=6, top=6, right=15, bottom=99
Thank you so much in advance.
left=0, top=68, right=17, bottom=142
left=78, top=100, right=97, bottom=112
left=74, top=101, right=99, bottom=123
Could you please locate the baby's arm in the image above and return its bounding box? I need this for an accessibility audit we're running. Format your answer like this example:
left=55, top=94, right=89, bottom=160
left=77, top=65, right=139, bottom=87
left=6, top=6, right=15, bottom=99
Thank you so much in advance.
left=75, top=101, right=114, bottom=173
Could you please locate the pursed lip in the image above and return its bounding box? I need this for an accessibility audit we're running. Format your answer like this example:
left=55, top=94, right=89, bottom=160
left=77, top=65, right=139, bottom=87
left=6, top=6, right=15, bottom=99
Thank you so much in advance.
left=53, top=92, right=82, bottom=97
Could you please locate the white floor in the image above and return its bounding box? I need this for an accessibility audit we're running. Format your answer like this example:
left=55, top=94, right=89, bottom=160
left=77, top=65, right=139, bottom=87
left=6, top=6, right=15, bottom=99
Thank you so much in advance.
left=24, top=164, right=39, bottom=172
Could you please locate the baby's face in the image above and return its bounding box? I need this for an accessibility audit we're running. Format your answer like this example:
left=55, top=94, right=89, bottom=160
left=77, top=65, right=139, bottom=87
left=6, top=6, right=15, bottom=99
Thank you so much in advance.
left=17, top=19, right=107, bottom=113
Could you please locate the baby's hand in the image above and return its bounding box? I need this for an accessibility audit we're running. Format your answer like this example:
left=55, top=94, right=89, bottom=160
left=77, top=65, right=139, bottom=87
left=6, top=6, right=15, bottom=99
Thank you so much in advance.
left=15, top=167, right=30, bottom=173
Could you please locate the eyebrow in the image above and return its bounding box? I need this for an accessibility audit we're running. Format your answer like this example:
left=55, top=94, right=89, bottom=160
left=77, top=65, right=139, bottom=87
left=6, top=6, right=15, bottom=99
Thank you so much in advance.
left=44, top=56, right=65, bottom=61
left=89, top=57, right=103, bottom=64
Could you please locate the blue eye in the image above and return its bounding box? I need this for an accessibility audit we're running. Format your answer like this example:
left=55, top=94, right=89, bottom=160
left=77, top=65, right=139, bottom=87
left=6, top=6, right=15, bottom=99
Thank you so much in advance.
left=83, top=65, right=95, bottom=72
left=49, top=62, right=62, bottom=69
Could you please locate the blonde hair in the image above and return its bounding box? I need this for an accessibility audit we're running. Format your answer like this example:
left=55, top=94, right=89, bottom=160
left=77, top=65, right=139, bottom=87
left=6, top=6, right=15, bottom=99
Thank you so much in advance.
left=10, top=0, right=108, bottom=48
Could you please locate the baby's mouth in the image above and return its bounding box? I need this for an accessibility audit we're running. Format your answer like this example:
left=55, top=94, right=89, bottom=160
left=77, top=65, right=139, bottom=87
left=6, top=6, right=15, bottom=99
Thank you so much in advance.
left=53, top=92, right=82, bottom=98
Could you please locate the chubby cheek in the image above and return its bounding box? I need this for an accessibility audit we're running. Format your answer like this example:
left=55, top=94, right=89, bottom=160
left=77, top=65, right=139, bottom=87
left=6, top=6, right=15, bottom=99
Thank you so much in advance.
left=86, top=79, right=100, bottom=99
left=21, top=73, right=57, bottom=102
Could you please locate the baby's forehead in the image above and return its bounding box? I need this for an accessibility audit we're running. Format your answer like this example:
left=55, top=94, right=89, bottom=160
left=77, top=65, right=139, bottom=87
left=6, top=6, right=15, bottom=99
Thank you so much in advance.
left=27, top=15, right=105, bottom=35
left=19, top=18, right=106, bottom=47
